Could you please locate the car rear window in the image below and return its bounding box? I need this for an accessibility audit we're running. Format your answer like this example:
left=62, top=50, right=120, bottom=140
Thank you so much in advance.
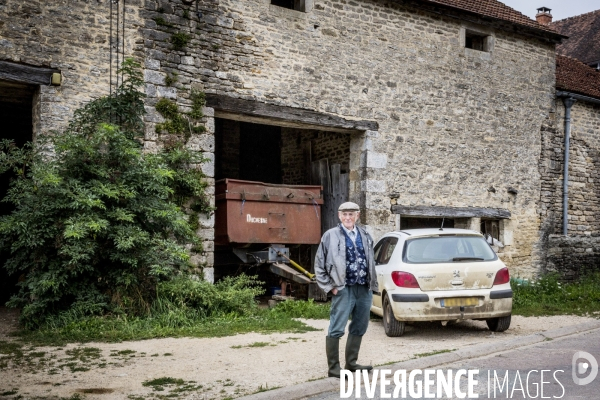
left=403, top=235, right=497, bottom=263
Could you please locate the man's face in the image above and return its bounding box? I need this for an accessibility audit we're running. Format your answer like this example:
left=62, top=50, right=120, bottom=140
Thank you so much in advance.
left=338, top=211, right=359, bottom=230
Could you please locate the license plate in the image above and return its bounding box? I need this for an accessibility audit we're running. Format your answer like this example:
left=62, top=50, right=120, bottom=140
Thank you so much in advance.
left=440, top=297, right=478, bottom=307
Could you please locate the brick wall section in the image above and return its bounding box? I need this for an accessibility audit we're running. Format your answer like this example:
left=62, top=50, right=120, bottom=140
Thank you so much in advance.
left=0, top=0, right=144, bottom=136
left=281, top=128, right=350, bottom=185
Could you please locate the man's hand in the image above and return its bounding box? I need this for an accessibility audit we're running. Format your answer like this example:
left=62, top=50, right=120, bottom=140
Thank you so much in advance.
left=331, top=288, right=338, bottom=296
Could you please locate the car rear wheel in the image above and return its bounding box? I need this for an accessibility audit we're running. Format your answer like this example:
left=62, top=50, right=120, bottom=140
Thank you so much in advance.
left=383, top=295, right=405, bottom=337
left=486, top=315, right=511, bottom=332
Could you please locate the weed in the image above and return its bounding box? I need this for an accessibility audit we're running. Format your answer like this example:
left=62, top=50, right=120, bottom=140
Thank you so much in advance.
left=164, top=72, right=178, bottom=87
left=414, top=349, right=455, bottom=358
left=183, top=9, right=190, bottom=19
left=1, top=390, right=18, bottom=396
left=254, top=383, right=281, bottom=393
left=153, top=17, right=175, bottom=28
left=248, top=342, right=270, bottom=348
left=171, top=32, right=191, bottom=50
left=164, top=353, right=173, bottom=356
left=230, top=345, right=242, bottom=349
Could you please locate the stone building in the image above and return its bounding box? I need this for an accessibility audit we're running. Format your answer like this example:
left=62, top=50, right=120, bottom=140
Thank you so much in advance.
left=535, top=10, right=600, bottom=277
left=0, top=0, right=587, bottom=289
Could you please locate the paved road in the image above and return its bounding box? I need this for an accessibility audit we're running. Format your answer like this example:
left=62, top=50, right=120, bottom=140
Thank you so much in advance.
left=307, top=328, right=600, bottom=400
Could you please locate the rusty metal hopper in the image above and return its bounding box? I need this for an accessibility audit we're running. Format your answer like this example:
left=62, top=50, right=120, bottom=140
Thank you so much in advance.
left=215, top=179, right=323, bottom=245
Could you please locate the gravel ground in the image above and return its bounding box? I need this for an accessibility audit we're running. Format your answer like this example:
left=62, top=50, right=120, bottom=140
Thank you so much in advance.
left=0, top=307, right=597, bottom=400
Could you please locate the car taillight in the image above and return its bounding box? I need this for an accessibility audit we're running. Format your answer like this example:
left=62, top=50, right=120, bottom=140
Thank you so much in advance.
left=391, top=271, right=420, bottom=288
left=493, top=267, right=510, bottom=285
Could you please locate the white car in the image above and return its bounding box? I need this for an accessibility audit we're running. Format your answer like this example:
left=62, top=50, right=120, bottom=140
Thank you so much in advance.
left=370, top=228, right=512, bottom=337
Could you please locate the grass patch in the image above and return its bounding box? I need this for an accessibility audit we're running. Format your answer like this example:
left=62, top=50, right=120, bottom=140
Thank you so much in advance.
left=512, top=272, right=600, bottom=317
left=15, top=307, right=320, bottom=346
left=142, top=376, right=203, bottom=395
left=414, top=349, right=455, bottom=358
left=270, top=299, right=330, bottom=319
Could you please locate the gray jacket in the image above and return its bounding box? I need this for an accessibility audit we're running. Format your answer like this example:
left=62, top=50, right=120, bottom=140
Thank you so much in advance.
left=314, top=224, right=379, bottom=294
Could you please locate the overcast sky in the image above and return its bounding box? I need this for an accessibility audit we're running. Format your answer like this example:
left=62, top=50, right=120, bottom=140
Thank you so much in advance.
left=499, top=0, right=598, bottom=21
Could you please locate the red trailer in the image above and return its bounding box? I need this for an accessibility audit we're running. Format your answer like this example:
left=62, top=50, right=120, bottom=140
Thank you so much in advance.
left=215, top=179, right=323, bottom=246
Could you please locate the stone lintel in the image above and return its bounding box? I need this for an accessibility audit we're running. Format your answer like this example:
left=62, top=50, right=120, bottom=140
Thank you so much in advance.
left=206, top=94, right=378, bottom=134
left=0, top=60, right=60, bottom=86
left=391, top=205, right=511, bottom=219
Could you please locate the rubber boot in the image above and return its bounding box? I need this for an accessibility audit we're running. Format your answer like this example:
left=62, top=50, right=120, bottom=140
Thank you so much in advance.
left=326, top=336, right=341, bottom=378
left=344, top=333, right=373, bottom=372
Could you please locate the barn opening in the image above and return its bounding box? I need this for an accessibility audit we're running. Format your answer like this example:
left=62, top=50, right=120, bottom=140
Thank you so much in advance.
left=213, top=117, right=352, bottom=298
left=0, top=80, right=36, bottom=305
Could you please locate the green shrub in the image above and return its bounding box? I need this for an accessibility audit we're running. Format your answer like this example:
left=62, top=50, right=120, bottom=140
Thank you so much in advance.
left=0, top=59, right=208, bottom=328
left=157, top=274, right=264, bottom=317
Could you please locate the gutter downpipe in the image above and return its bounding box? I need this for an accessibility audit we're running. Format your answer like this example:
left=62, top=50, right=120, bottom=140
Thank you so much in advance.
left=560, top=96, right=576, bottom=236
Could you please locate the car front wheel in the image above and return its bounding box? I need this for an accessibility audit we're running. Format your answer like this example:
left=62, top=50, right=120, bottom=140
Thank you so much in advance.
left=383, top=295, right=405, bottom=337
left=486, top=315, right=511, bottom=332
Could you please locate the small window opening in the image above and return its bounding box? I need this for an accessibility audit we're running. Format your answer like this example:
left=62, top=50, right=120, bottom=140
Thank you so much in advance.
left=465, top=31, right=488, bottom=51
left=480, top=219, right=500, bottom=242
left=271, top=0, right=306, bottom=12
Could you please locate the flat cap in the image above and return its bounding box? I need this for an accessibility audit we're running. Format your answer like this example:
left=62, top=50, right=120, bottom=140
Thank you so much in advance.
left=338, top=201, right=360, bottom=212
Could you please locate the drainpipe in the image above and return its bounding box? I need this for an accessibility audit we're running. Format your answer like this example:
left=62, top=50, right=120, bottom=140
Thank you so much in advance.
left=561, top=96, right=576, bottom=236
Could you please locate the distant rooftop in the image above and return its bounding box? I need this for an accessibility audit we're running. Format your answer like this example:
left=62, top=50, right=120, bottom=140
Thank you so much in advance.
left=551, top=10, right=600, bottom=66
left=556, top=55, right=600, bottom=99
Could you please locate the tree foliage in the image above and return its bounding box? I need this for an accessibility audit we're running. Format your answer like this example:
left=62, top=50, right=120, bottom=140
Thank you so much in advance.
left=0, top=59, right=211, bottom=328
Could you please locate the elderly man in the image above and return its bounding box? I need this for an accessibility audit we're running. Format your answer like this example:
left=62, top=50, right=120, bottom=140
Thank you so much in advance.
left=314, top=201, right=378, bottom=378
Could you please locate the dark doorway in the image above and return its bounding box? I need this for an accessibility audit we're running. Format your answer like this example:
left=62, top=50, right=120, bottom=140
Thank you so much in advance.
left=239, top=122, right=281, bottom=183
left=0, top=80, right=36, bottom=305
left=215, top=119, right=282, bottom=184
left=400, top=217, right=455, bottom=230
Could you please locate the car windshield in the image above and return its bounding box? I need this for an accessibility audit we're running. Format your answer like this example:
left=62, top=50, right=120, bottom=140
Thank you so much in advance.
left=403, top=235, right=497, bottom=263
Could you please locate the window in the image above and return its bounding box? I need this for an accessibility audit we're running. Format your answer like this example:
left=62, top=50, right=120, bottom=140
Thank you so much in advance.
left=465, top=31, right=490, bottom=52
left=403, top=236, right=497, bottom=264
left=480, top=219, right=500, bottom=242
left=271, top=0, right=308, bottom=12
left=374, top=237, right=398, bottom=265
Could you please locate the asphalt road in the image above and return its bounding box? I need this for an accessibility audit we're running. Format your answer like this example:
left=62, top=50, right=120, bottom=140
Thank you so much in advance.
left=306, top=328, right=600, bottom=400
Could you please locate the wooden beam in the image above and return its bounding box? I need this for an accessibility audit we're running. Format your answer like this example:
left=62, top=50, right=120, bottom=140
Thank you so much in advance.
left=206, top=94, right=378, bottom=133
left=0, top=61, right=59, bottom=86
left=391, top=205, right=511, bottom=219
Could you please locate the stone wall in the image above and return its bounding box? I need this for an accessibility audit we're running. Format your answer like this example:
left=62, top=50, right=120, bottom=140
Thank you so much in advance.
left=546, top=235, right=600, bottom=279
left=136, top=0, right=557, bottom=275
left=539, top=99, right=600, bottom=276
left=0, top=0, right=144, bottom=136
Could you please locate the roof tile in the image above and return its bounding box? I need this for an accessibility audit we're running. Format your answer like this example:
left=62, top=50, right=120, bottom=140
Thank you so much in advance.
left=551, top=10, right=600, bottom=66
left=556, top=55, right=600, bottom=99
left=421, top=0, right=558, bottom=33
